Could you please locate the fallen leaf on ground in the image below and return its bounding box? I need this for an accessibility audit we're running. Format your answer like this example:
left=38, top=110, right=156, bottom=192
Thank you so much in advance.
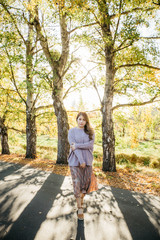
left=0, top=154, right=159, bottom=196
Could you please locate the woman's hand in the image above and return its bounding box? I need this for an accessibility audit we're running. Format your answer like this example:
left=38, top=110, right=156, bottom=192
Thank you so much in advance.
left=80, top=162, right=86, bottom=168
left=70, top=142, right=75, bottom=151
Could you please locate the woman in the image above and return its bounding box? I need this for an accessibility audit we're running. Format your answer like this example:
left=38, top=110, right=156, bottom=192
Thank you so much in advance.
left=68, top=112, right=98, bottom=220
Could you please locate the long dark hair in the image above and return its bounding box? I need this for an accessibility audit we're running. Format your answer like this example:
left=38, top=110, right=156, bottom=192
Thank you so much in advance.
left=76, top=112, right=94, bottom=140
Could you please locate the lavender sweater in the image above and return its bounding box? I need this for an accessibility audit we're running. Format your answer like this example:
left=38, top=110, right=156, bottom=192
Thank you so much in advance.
left=68, top=127, right=95, bottom=167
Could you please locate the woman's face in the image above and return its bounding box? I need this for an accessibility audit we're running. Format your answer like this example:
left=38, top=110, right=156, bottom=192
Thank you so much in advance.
left=77, top=115, right=86, bottom=129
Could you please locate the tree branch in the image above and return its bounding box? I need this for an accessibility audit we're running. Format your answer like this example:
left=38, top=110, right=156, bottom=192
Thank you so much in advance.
left=69, top=22, right=98, bottom=34
left=113, top=77, right=152, bottom=87
left=32, top=44, right=55, bottom=55
left=0, top=2, right=26, bottom=44
left=113, top=40, right=134, bottom=53
left=62, top=58, right=79, bottom=77
left=4, top=109, right=25, bottom=114
left=152, top=0, right=160, bottom=6
left=8, top=127, right=25, bottom=134
left=115, top=63, right=160, bottom=72
left=116, top=38, right=127, bottom=50
left=45, top=73, right=53, bottom=88
left=139, top=36, right=160, bottom=40
left=5, top=4, right=22, bottom=11
left=112, top=95, right=159, bottom=111
left=88, top=60, right=105, bottom=65
left=32, top=92, right=40, bottom=110
left=91, top=76, right=102, bottom=104
left=67, top=109, right=100, bottom=113
left=63, top=66, right=97, bottom=99
left=58, top=3, right=70, bottom=75
left=113, top=0, right=122, bottom=46
left=35, top=104, right=53, bottom=112
left=110, top=7, right=156, bottom=19
left=35, top=110, right=54, bottom=118
left=33, top=6, right=54, bottom=71
left=0, top=85, right=17, bottom=93
left=81, top=63, right=102, bottom=104
left=32, top=47, right=43, bottom=55
left=5, top=48, right=26, bottom=106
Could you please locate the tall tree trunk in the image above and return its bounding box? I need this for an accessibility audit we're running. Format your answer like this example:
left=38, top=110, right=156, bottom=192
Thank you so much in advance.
left=53, top=95, right=69, bottom=164
left=101, top=93, right=116, bottom=172
left=26, top=108, right=37, bottom=158
left=52, top=70, right=70, bottom=164
left=0, top=119, right=10, bottom=155
left=25, top=9, right=37, bottom=159
left=101, top=47, right=116, bottom=172
left=100, top=5, right=116, bottom=171
left=33, top=4, right=70, bottom=164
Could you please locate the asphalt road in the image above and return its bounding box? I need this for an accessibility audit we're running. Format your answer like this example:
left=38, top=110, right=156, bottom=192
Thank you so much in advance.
left=0, top=160, right=159, bottom=240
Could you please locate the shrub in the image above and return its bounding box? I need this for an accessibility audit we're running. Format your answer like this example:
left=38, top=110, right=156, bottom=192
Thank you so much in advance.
left=21, top=144, right=26, bottom=150
left=137, top=156, right=150, bottom=166
left=150, top=158, right=160, bottom=168
left=130, top=154, right=137, bottom=164
left=118, top=158, right=129, bottom=165
left=116, top=153, right=151, bottom=167
left=93, top=153, right=99, bottom=159
left=116, top=153, right=131, bottom=164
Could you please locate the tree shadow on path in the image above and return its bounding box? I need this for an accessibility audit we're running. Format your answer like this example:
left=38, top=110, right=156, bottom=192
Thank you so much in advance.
left=111, top=186, right=160, bottom=240
left=83, top=185, right=160, bottom=240
left=0, top=161, right=24, bottom=180
left=1, top=171, right=65, bottom=240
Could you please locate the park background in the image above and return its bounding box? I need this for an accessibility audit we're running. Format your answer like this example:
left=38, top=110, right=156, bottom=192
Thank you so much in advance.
left=0, top=0, right=160, bottom=196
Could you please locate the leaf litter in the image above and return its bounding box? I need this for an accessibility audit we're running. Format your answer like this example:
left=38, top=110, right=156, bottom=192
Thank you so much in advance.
left=0, top=154, right=159, bottom=196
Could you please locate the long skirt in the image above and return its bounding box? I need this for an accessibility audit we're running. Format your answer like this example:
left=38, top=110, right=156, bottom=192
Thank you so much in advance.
left=70, top=166, right=98, bottom=198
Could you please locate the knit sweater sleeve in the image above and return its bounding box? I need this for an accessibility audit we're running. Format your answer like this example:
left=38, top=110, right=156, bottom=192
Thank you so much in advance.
left=68, top=128, right=85, bottom=165
left=75, top=133, right=95, bottom=150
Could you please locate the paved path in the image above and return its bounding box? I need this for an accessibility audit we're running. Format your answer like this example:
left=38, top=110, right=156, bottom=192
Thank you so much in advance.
left=0, top=160, right=159, bottom=240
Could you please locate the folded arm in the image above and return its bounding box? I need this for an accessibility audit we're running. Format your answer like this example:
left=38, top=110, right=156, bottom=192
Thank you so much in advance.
left=75, top=134, right=95, bottom=150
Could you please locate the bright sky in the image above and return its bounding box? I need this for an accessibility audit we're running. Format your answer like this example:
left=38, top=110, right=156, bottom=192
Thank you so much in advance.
left=64, top=10, right=160, bottom=112
left=63, top=45, right=103, bottom=111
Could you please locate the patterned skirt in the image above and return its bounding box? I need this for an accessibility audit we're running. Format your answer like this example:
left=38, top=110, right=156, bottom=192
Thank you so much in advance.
left=70, top=166, right=98, bottom=198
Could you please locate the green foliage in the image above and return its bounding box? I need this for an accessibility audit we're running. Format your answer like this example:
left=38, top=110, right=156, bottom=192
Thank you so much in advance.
left=0, top=0, right=160, bottom=173
left=50, top=50, right=61, bottom=61
left=73, top=0, right=160, bottom=112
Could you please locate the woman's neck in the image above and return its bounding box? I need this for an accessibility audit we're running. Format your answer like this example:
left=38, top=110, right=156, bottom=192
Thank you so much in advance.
left=77, top=126, right=84, bottom=129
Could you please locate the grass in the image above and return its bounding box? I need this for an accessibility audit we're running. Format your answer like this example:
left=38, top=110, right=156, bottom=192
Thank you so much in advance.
left=0, top=132, right=160, bottom=196
left=116, top=136, right=160, bottom=159
left=8, top=134, right=58, bottom=160
left=1, top=132, right=160, bottom=174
